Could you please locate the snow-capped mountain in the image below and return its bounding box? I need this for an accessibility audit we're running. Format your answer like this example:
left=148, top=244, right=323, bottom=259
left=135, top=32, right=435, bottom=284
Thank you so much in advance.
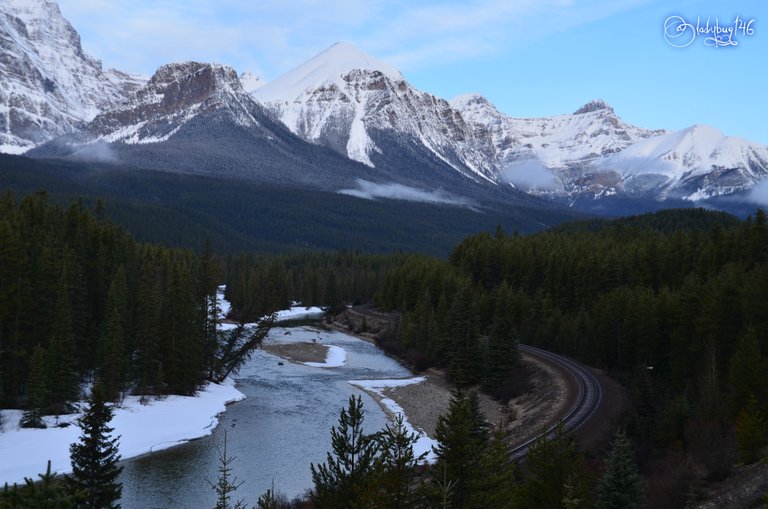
left=83, top=62, right=264, bottom=144
left=254, top=42, right=498, bottom=184
left=600, top=124, right=768, bottom=201
left=32, top=59, right=410, bottom=190
left=452, top=95, right=664, bottom=194
left=0, top=0, right=146, bottom=153
left=452, top=94, right=768, bottom=203
left=5, top=1, right=767, bottom=213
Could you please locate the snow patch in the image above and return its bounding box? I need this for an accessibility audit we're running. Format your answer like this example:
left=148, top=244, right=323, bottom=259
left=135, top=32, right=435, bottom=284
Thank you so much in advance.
left=0, top=381, right=245, bottom=487
left=349, top=377, right=437, bottom=463
left=274, top=306, right=325, bottom=322
left=305, top=345, right=347, bottom=368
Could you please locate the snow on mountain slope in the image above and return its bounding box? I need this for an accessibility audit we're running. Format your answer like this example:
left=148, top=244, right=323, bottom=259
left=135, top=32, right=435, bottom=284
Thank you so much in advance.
left=601, top=124, right=768, bottom=199
left=0, top=0, right=146, bottom=153
left=452, top=95, right=663, bottom=189
left=239, top=71, right=263, bottom=94
left=254, top=42, right=497, bottom=182
left=84, top=61, right=262, bottom=144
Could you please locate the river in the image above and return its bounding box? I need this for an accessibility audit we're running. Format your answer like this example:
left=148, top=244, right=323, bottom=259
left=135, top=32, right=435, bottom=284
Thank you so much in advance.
left=118, top=325, right=413, bottom=508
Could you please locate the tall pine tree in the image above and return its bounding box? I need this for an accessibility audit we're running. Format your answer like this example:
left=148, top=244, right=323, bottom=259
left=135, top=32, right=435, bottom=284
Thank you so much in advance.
left=430, top=390, right=490, bottom=509
left=68, top=384, right=123, bottom=509
left=595, top=430, right=644, bottom=509
left=310, top=395, right=380, bottom=509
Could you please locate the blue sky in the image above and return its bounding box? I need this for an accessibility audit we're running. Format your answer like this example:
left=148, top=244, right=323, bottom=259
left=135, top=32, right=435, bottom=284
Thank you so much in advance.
left=57, top=0, right=767, bottom=143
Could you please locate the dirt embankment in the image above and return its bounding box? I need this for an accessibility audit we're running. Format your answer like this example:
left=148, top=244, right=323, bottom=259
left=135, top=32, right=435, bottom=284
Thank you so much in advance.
left=328, top=307, right=607, bottom=445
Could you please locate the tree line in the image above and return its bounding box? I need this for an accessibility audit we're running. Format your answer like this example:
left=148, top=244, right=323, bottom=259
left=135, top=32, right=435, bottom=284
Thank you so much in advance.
left=0, top=192, right=269, bottom=426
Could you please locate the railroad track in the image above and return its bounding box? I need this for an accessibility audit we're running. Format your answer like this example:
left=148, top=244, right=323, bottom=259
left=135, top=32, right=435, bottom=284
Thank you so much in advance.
left=507, top=344, right=603, bottom=461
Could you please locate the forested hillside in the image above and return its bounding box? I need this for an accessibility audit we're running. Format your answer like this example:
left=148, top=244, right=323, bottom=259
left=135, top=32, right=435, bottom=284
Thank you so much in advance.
left=373, top=209, right=768, bottom=505
left=0, top=192, right=266, bottom=424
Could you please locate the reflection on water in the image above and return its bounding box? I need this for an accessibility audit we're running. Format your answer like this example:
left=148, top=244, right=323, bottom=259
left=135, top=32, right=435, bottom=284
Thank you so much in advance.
left=119, top=326, right=411, bottom=509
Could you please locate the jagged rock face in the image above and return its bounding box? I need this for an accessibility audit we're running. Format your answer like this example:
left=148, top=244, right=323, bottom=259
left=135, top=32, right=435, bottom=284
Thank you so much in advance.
left=0, top=0, right=146, bottom=153
left=86, top=62, right=263, bottom=143
left=255, top=42, right=498, bottom=183
left=452, top=94, right=768, bottom=202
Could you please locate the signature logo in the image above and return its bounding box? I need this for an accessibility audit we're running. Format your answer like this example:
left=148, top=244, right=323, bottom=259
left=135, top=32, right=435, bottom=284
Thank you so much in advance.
left=664, top=15, right=755, bottom=48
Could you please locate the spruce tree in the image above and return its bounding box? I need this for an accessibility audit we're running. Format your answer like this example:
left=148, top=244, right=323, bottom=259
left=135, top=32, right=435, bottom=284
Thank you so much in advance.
left=21, top=345, right=49, bottom=428
left=431, top=390, right=490, bottom=509
left=210, top=431, right=246, bottom=509
left=447, top=283, right=482, bottom=386
left=47, top=267, right=79, bottom=414
left=2, top=461, right=78, bottom=508
left=484, top=283, right=520, bottom=392
left=99, top=269, right=128, bottom=401
left=68, top=384, right=123, bottom=509
left=519, top=423, right=591, bottom=509
left=735, top=394, right=768, bottom=464
left=729, top=328, right=766, bottom=415
left=595, top=431, right=644, bottom=509
left=310, top=395, right=380, bottom=508
left=373, top=414, right=427, bottom=509
left=474, top=423, right=518, bottom=509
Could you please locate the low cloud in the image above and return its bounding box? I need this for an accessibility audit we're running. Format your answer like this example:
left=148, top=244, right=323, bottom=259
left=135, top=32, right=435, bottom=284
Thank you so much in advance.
left=71, top=142, right=119, bottom=163
left=499, top=159, right=560, bottom=191
left=339, top=179, right=476, bottom=209
left=747, top=179, right=768, bottom=206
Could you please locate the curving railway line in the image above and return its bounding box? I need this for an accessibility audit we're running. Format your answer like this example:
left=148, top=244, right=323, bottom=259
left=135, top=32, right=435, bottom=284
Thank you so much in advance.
left=507, top=344, right=604, bottom=461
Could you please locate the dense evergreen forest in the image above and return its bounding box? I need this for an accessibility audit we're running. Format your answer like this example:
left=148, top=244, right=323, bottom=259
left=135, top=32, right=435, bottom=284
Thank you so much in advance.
left=223, top=207, right=768, bottom=507
left=2, top=188, right=767, bottom=507
left=0, top=191, right=270, bottom=424
left=374, top=208, right=768, bottom=506
left=0, top=154, right=580, bottom=256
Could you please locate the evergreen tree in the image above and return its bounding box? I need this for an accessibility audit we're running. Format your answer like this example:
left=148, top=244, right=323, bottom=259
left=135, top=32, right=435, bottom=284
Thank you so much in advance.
left=519, top=423, right=591, bottom=509
left=21, top=345, right=48, bottom=428
left=310, top=395, right=380, bottom=509
left=735, top=394, right=767, bottom=464
left=0, top=461, right=78, bottom=508
left=431, top=390, right=490, bottom=509
left=729, top=328, right=766, bottom=415
left=210, top=431, right=246, bottom=509
left=595, top=431, right=644, bottom=509
left=47, top=268, right=79, bottom=414
left=484, top=283, right=520, bottom=392
left=447, top=283, right=482, bottom=386
left=68, top=385, right=123, bottom=509
left=134, top=257, right=162, bottom=394
left=99, top=268, right=127, bottom=401
left=474, top=423, right=518, bottom=509
left=373, top=414, right=427, bottom=509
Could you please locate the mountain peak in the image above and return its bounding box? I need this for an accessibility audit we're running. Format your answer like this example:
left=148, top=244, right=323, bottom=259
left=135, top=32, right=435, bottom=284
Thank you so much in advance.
left=239, top=71, right=263, bottom=94
left=255, top=42, right=402, bottom=103
left=132, top=61, right=245, bottom=111
left=320, top=42, right=401, bottom=76
left=450, top=93, right=493, bottom=110
left=574, top=99, right=614, bottom=115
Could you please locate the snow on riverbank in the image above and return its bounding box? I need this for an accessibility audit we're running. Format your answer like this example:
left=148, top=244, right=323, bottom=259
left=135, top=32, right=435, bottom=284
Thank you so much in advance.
left=349, top=377, right=437, bottom=463
left=305, top=345, right=347, bottom=368
left=275, top=305, right=325, bottom=322
left=0, top=380, right=244, bottom=486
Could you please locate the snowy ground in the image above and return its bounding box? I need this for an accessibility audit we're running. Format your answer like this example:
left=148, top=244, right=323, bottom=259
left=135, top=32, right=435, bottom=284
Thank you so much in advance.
left=305, top=345, right=347, bottom=368
left=0, top=381, right=244, bottom=486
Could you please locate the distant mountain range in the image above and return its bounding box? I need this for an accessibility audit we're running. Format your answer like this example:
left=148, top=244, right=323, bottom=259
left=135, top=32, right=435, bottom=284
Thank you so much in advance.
left=2, top=0, right=767, bottom=216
